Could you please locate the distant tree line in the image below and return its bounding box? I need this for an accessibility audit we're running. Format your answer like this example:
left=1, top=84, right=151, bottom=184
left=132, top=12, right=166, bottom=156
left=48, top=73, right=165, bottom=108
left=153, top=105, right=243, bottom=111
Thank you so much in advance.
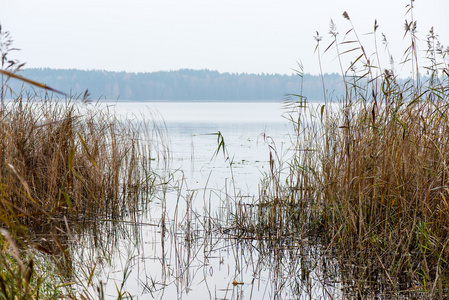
left=7, top=68, right=345, bottom=101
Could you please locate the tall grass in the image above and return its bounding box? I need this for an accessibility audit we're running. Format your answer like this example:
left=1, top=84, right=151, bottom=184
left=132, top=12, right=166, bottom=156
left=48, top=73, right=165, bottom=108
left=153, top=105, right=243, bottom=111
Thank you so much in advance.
left=242, top=3, right=449, bottom=297
left=316, top=19, right=449, bottom=296
left=0, top=96, right=155, bottom=227
left=0, top=25, right=159, bottom=298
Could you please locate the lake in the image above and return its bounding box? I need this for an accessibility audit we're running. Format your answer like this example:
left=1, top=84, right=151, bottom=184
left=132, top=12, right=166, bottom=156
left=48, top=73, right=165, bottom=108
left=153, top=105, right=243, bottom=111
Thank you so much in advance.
left=71, top=101, right=341, bottom=299
left=106, top=101, right=294, bottom=195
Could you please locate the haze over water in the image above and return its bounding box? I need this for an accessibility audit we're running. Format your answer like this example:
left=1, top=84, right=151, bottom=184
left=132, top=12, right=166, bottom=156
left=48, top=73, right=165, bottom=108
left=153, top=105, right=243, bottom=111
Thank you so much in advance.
left=79, top=101, right=326, bottom=299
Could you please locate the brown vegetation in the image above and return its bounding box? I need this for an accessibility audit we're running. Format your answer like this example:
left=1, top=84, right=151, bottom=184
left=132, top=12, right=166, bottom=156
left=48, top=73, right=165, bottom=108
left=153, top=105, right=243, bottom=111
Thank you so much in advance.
left=236, top=4, right=449, bottom=298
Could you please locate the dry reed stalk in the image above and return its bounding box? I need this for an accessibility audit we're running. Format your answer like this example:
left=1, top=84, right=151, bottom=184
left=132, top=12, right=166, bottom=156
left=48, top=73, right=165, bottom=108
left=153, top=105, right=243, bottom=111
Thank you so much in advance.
left=0, top=99, right=153, bottom=227
left=240, top=4, right=449, bottom=297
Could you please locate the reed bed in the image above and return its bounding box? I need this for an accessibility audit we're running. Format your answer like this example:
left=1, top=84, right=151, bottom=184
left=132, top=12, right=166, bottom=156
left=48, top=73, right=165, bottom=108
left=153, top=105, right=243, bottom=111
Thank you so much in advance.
left=0, top=97, right=154, bottom=226
left=0, top=96, right=157, bottom=297
left=317, top=10, right=449, bottom=296
left=236, top=4, right=449, bottom=298
left=0, top=25, right=160, bottom=297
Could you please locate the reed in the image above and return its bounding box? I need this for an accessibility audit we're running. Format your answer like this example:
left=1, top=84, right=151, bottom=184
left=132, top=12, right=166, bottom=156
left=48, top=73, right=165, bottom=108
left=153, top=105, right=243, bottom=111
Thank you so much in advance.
left=316, top=5, right=449, bottom=293
left=316, top=29, right=449, bottom=297
left=0, top=96, right=154, bottom=227
left=243, top=3, right=449, bottom=297
left=0, top=25, right=159, bottom=298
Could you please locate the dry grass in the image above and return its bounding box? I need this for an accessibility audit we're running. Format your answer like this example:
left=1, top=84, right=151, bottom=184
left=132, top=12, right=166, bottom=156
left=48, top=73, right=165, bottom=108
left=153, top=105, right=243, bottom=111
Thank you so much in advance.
left=237, top=5, right=449, bottom=298
left=0, top=98, right=154, bottom=228
left=314, top=10, right=449, bottom=295
left=0, top=94, right=156, bottom=298
left=0, top=25, right=159, bottom=298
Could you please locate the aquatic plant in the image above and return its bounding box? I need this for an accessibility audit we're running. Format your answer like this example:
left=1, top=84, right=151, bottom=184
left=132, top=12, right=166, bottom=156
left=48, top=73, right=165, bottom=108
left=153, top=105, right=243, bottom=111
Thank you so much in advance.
left=0, top=24, right=163, bottom=298
left=244, top=2, right=449, bottom=298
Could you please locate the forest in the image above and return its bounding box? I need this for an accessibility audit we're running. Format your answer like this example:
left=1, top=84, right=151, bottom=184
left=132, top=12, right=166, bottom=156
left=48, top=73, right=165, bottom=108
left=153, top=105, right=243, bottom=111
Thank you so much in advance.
left=8, top=68, right=344, bottom=101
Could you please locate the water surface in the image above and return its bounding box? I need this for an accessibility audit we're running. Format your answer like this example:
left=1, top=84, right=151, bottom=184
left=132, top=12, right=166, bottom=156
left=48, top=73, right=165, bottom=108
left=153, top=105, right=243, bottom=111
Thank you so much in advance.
left=73, top=101, right=339, bottom=299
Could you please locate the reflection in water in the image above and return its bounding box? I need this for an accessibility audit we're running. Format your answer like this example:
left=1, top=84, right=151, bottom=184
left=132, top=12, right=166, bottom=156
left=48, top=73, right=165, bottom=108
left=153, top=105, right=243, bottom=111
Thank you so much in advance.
left=31, top=102, right=427, bottom=299
left=66, top=170, right=342, bottom=299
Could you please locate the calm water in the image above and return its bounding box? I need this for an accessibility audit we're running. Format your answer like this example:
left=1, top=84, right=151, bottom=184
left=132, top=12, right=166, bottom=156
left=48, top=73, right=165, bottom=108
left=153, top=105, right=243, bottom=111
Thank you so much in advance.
left=109, top=101, right=294, bottom=195
left=73, top=101, right=339, bottom=299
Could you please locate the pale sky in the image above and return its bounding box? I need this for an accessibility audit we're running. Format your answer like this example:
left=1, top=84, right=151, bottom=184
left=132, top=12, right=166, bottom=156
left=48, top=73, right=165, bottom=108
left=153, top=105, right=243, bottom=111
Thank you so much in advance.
left=1, top=0, right=448, bottom=76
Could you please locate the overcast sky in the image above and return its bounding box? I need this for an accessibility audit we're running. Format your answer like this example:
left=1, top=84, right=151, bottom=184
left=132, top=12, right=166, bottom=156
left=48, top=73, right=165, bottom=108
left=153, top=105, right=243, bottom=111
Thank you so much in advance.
left=1, top=0, right=448, bottom=75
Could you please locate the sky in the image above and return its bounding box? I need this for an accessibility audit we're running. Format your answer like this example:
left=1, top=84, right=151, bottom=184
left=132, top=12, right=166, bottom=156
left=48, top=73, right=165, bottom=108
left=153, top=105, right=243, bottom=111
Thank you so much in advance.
left=1, top=0, right=448, bottom=76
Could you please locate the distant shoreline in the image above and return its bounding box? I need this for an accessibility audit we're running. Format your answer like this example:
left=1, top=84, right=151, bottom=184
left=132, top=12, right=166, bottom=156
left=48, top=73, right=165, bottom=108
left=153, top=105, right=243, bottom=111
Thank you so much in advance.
left=7, top=68, right=344, bottom=102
